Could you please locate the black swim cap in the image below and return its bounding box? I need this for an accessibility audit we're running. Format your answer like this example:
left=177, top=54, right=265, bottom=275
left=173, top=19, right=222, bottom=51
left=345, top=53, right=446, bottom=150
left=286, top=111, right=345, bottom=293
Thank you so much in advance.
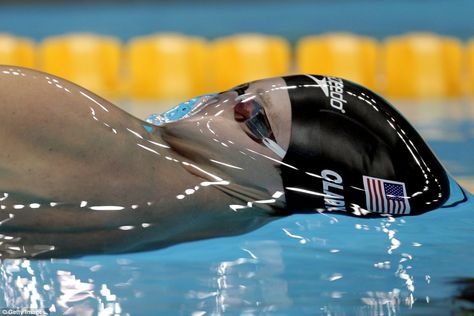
left=280, top=75, right=449, bottom=216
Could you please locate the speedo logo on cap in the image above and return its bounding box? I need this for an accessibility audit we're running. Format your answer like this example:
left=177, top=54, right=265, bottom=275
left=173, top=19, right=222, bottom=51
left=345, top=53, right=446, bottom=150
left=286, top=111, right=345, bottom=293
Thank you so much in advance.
left=306, top=75, right=346, bottom=114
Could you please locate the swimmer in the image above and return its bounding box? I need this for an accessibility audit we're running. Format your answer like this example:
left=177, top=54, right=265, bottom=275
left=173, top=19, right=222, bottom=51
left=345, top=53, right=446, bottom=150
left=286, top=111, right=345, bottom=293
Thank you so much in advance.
left=0, top=66, right=458, bottom=258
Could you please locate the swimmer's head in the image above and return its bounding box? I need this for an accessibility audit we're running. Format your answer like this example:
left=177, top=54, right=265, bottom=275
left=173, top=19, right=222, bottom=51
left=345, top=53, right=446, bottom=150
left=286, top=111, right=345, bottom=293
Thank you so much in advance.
left=155, top=75, right=450, bottom=217
left=279, top=75, right=450, bottom=216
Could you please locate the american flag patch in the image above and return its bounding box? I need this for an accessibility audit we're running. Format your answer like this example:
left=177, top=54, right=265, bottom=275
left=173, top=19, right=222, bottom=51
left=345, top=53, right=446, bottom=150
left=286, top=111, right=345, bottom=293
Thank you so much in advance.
left=363, top=176, right=410, bottom=214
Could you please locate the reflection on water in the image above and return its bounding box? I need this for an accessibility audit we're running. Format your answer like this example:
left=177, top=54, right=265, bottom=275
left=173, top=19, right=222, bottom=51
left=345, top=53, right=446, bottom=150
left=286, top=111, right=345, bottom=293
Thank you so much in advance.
left=0, top=259, right=123, bottom=315
left=0, top=198, right=473, bottom=314
left=186, top=241, right=292, bottom=315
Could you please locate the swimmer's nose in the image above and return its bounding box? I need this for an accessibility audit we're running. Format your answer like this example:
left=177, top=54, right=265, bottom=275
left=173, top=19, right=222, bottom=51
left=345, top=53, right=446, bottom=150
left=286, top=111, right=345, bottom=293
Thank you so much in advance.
left=146, top=94, right=217, bottom=125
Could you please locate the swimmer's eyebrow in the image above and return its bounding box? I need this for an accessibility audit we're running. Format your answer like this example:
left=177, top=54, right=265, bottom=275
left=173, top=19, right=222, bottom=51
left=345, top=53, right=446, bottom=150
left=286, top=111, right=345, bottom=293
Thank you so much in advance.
left=234, top=90, right=271, bottom=110
left=234, top=93, right=257, bottom=103
left=232, top=83, right=250, bottom=95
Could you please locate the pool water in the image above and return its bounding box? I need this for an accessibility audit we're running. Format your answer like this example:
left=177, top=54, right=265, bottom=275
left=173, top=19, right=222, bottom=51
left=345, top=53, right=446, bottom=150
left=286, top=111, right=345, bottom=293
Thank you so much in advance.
left=1, top=100, right=473, bottom=315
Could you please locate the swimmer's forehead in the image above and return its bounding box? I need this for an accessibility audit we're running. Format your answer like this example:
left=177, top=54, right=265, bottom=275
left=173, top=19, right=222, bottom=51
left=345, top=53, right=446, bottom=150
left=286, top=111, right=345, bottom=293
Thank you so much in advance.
left=232, top=77, right=289, bottom=98
left=229, top=77, right=292, bottom=115
left=240, top=77, right=292, bottom=114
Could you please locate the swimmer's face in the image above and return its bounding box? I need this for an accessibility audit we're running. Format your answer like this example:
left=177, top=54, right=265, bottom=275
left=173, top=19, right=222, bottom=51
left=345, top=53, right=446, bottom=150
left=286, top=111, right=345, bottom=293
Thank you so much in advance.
left=161, top=77, right=292, bottom=196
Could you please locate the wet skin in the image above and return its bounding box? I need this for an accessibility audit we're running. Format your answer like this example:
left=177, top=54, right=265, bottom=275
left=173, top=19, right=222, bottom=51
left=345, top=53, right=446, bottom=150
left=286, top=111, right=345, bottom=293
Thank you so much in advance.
left=0, top=66, right=292, bottom=258
left=0, top=66, right=456, bottom=258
